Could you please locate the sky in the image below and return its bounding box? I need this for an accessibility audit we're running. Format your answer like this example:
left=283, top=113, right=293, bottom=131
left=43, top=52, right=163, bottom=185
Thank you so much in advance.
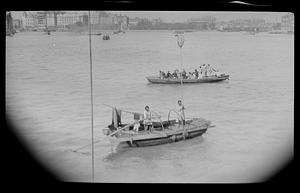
left=11, top=11, right=289, bottom=23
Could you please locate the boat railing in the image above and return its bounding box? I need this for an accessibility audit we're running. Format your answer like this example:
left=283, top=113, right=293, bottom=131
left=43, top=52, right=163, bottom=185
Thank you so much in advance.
left=167, top=109, right=181, bottom=122
left=151, top=111, right=165, bottom=132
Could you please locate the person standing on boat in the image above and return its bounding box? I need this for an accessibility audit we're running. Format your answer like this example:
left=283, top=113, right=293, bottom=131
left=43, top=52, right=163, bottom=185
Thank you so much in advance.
left=166, top=71, right=172, bottom=79
left=159, top=70, right=163, bottom=79
left=177, top=100, right=185, bottom=125
left=144, top=106, right=153, bottom=132
left=182, top=69, right=187, bottom=79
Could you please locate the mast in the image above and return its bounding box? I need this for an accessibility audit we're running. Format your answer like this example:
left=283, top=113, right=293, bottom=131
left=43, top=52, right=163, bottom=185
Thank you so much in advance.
left=177, top=34, right=186, bottom=139
left=88, top=10, right=95, bottom=183
left=177, top=34, right=184, bottom=101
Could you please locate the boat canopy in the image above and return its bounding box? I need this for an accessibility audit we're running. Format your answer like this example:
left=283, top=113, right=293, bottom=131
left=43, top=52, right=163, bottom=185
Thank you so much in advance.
left=112, top=107, right=122, bottom=128
left=111, top=107, right=144, bottom=129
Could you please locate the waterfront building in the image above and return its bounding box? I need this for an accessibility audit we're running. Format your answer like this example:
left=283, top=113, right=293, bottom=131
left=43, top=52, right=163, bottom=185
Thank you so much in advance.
left=22, top=12, right=38, bottom=29
left=187, top=16, right=216, bottom=30
left=45, top=12, right=55, bottom=27
left=281, top=13, right=294, bottom=33
left=57, top=11, right=84, bottom=28
left=13, top=19, right=22, bottom=29
left=151, top=18, right=163, bottom=26
left=128, top=17, right=140, bottom=27
left=36, top=11, right=48, bottom=29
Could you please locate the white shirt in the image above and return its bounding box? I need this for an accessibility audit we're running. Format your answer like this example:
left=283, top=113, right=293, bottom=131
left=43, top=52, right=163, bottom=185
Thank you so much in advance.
left=144, top=110, right=152, bottom=124
left=177, top=104, right=185, bottom=120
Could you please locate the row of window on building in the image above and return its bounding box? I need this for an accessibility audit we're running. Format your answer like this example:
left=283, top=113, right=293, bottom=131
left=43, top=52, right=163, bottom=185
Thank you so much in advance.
left=215, top=13, right=294, bottom=32
left=18, top=11, right=128, bottom=29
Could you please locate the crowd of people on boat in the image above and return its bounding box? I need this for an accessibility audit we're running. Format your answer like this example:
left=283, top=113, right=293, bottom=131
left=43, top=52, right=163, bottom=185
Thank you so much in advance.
left=159, top=64, right=221, bottom=79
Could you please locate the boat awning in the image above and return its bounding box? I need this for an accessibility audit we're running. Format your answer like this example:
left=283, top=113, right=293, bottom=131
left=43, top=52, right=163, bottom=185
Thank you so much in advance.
left=112, top=107, right=122, bottom=128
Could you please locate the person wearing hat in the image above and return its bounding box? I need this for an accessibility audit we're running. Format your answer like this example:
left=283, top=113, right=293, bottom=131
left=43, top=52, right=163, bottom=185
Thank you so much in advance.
left=143, top=106, right=153, bottom=132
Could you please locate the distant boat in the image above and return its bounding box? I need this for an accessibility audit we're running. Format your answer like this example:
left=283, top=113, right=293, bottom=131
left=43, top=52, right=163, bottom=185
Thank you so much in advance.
left=103, top=34, right=110, bottom=40
left=146, top=74, right=229, bottom=84
left=88, top=32, right=102, bottom=36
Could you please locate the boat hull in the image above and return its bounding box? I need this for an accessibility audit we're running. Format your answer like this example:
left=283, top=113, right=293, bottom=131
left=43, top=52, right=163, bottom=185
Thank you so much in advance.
left=129, top=128, right=207, bottom=147
left=146, top=75, right=229, bottom=84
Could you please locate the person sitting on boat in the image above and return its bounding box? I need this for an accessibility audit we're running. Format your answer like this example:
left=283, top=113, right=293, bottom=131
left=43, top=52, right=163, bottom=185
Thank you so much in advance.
left=144, top=106, right=153, bottom=132
left=133, top=119, right=141, bottom=133
left=190, top=72, right=196, bottom=79
left=177, top=100, right=185, bottom=125
left=199, top=64, right=205, bottom=75
left=159, top=70, right=162, bottom=79
left=204, top=64, right=208, bottom=77
left=187, top=72, right=192, bottom=79
left=161, top=71, right=166, bottom=79
left=192, top=71, right=197, bottom=79
left=172, top=70, right=178, bottom=79
left=166, top=71, right=172, bottom=79
left=198, top=71, right=203, bottom=79
left=207, top=64, right=213, bottom=76
left=212, top=67, right=220, bottom=77
left=194, top=69, right=199, bottom=78
left=162, top=70, right=167, bottom=79
left=174, top=71, right=179, bottom=79
left=182, top=69, right=187, bottom=79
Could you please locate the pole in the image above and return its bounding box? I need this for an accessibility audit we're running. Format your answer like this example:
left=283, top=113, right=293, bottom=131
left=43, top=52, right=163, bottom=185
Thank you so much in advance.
left=88, top=11, right=95, bottom=183
left=177, top=34, right=186, bottom=139
left=177, top=34, right=184, bottom=101
left=179, top=47, right=183, bottom=101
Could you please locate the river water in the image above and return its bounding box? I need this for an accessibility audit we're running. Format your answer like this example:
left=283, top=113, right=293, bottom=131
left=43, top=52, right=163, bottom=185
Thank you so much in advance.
left=6, top=30, right=293, bottom=183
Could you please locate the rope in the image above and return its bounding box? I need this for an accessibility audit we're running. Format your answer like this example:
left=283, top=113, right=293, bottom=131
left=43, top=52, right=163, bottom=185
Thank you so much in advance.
left=73, top=138, right=102, bottom=152
left=88, top=11, right=95, bottom=183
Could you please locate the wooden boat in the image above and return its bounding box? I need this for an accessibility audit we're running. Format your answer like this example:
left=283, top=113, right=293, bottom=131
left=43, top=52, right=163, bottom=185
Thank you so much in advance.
left=103, top=34, right=110, bottom=40
left=102, top=107, right=214, bottom=147
left=146, top=74, right=229, bottom=84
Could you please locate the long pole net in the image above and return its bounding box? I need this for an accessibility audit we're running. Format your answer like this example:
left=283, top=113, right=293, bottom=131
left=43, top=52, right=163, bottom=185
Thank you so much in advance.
left=88, top=11, right=95, bottom=183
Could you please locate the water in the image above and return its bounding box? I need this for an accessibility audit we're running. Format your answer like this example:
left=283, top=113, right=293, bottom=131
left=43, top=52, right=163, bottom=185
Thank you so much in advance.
left=6, top=31, right=293, bottom=182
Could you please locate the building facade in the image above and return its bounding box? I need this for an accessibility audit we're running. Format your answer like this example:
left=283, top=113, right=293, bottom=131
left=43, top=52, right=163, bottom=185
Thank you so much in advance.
left=187, top=16, right=217, bottom=30
left=57, top=12, right=84, bottom=28
left=22, top=12, right=37, bottom=28
left=19, top=11, right=126, bottom=30
left=281, top=13, right=294, bottom=32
